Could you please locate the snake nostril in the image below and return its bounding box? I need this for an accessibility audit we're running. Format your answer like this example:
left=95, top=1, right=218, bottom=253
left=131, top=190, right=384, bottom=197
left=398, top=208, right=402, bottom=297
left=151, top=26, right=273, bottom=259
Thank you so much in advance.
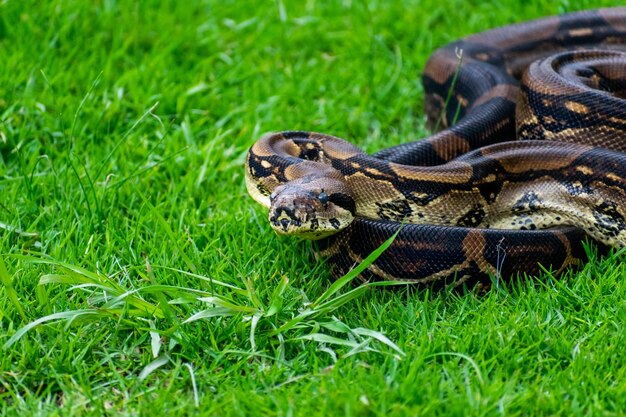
left=280, top=218, right=290, bottom=230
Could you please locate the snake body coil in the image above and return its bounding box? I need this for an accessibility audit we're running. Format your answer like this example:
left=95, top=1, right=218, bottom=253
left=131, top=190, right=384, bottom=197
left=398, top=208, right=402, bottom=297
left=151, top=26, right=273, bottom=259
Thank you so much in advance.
left=246, top=8, right=626, bottom=289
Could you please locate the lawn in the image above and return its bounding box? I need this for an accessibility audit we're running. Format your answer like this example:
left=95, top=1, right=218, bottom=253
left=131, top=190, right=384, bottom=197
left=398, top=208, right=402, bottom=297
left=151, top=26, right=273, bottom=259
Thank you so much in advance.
left=2, top=0, right=626, bottom=415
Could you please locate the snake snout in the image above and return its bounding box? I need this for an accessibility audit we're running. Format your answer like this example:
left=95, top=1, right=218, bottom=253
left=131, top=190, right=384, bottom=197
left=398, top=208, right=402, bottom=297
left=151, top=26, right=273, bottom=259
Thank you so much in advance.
left=268, top=181, right=355, bottom=239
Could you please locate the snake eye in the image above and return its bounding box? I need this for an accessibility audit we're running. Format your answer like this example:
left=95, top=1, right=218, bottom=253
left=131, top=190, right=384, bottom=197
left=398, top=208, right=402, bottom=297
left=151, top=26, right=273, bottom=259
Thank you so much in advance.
left=318, top=191, right=329, bottom=205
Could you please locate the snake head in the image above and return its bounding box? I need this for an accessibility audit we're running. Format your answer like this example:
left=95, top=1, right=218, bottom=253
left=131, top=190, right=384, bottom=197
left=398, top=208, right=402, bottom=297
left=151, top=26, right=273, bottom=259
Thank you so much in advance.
left=268, top=176, right=356, bottom=239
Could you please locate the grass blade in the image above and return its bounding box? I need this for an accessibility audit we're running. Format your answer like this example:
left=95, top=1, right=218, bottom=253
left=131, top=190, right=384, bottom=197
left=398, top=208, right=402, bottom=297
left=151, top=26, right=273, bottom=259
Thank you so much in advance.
left=0, top=256, right=26, bottom=319
left=2, top=309, right=102, bottom=349
left=310, top=226, right=402, bottom=308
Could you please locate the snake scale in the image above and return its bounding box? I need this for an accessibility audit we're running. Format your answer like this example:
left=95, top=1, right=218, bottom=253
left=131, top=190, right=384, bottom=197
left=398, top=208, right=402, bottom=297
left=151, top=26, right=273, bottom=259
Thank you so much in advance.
left=246, top=7, right=626, bottom=289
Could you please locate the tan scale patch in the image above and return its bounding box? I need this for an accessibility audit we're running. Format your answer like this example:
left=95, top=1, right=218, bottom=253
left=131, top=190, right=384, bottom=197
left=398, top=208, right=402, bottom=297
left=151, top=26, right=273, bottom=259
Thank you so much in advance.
left=608, top=116, right=626, bottom=125
left=364, top=166, right=394, bottom=179
left=283, top=161, right=338, bottom=181
left=564, top=101, right=589, bottom=114
left=346, top=173, right=404, bottom=216
left=568, top=27, right=593, bottom=37
left=481, top=145, right=588, bottom=174
left=251, top=133, right=298, bottom=158
left=606, top=172, right=626, bottom=186
left=413, top=190, right=487, bottom=226
left=462, top=230, right=496, bottom=276
left=472, top=84, right=518, bottom=108
left=422, top=51, right=458, bottom=85
left=249, top=140, right=273, bottom=158
left=430, top=134, right=472, bottom=161
left=317, top=138, right=362, bottom=160
left=391, top=160, right=474, bottom=184
left=542, top=115, right=556, bottom=124
left=274, top=137, right=304, bottom=158
left=575, top=165, right=593, bottom=175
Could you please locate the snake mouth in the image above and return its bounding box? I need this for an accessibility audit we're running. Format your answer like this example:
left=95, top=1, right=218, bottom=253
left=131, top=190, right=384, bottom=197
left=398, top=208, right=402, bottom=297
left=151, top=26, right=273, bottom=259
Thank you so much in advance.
left=269, top=205, right=345, bottom=239
left=268, top=192, right=353, bottom=239
left=270, top=207, right=305, bottom=233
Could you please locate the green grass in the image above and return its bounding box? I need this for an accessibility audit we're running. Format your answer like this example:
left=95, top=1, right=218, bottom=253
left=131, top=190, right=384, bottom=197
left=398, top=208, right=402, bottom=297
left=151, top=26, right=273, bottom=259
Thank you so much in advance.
left=1, top=0, right=626, bottom=415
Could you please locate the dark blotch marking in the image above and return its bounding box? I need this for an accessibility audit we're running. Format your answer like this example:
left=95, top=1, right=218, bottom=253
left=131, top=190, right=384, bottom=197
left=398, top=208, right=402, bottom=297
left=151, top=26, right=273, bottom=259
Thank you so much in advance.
left=566, top=181, right=587, bottom=196
left=376, top=200, right=413, bottom=221
left=407, top=191, right=440, bottom=206
left=329, top=193, right=357, bottom=215
left=457, top=206, right=486, bottom=227
left=247, top=153, right=289, bottom=181
left=519, top=224, right=537, bottom=230
left=593, top=201, right=625, bottom=238
left=299, top=144, right=323, bottom=161
left=282, top=131, right=310, bottom=139
left=270, top=208, right=302, bottom=230
left=512, top=191, right=542, bottom=213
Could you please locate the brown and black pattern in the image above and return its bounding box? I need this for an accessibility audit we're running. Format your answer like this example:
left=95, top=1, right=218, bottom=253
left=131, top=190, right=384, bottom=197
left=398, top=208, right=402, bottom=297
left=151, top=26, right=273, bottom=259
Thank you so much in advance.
left=374, top=7, right=626, bottom=165
left=316, top=219, right=590, bottom=290
left=246, top=7, right=626, bottom=288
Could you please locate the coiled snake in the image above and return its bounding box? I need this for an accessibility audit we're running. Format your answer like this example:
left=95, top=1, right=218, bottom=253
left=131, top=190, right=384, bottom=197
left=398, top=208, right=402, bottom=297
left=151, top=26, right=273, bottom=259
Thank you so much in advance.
left=246, top=8, right=626, bottom=289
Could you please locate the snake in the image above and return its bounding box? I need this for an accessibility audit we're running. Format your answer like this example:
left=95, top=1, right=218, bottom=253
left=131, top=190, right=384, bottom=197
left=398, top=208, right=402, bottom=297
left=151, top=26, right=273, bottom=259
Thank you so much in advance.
left=245, top=7, right=626, bottom=289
